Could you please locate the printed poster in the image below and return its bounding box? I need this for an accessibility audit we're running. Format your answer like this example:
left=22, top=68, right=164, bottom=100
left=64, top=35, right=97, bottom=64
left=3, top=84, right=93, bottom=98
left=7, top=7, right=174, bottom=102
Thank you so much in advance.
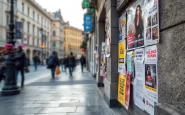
left=118, top=41, right=126, bottom=75
left=125, top=72, right=131, bottom=110
left=119, top=13, right=127, bottom=42
left=134, top=48, right=145, bottom=110
left=127, top=0, right=159, bottom=50
left=127, top=51, right=135, bottom=83
left=118, top=74, right=126, bottom=106
left=144, top=45, right=158, bottom=115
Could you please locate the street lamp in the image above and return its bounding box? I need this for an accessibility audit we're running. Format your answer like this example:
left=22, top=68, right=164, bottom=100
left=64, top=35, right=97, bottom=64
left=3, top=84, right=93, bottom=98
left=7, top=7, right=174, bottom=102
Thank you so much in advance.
left=1, top=0, right=20, bottom=96
left=40, top=28, right=44, bottom=65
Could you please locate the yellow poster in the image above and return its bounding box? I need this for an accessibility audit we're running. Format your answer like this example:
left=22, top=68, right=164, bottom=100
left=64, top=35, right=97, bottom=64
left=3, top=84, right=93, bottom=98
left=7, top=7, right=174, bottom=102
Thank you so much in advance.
left=118, top=41, right=126, bottom=64
left=117, top=74, right=126, bottom=106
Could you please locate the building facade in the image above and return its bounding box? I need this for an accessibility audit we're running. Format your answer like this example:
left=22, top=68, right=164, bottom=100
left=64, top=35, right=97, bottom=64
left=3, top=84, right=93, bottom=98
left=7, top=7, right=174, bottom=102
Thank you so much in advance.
left=85, top=0, right=185, bottom=115
left=49, top=10, right=64, bottom=58
left=64, top=24, right=83, bottom=58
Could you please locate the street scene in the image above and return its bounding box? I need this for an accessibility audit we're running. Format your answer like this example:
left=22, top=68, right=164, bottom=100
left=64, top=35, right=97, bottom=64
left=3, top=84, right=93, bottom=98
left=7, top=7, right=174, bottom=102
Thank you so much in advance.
left=0, top=0, right=185, bottom=115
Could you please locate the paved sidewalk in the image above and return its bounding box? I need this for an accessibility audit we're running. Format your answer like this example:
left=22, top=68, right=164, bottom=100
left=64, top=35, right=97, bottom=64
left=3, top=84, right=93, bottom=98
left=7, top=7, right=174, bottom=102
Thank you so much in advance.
left=0, top=66, right=113, bottom=115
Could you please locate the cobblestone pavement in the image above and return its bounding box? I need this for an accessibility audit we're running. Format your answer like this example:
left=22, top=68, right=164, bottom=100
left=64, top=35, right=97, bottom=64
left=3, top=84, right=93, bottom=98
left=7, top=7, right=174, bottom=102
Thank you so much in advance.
left=0, top=66, right=113, bottom=115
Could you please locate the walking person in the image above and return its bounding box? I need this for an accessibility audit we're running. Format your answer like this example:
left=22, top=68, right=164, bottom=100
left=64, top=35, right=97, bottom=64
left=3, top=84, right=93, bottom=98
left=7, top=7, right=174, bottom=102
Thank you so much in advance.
left=68, top=52, right=75, bottom=76
left=47, top=51, right=59, bottom=79
left=63, top=56, right=68, bottom=72
left=80, top=54, right=86, bottom=72
left=15, top=45, right=27, bottom=88
left=33, top=53, right=39, bottom=71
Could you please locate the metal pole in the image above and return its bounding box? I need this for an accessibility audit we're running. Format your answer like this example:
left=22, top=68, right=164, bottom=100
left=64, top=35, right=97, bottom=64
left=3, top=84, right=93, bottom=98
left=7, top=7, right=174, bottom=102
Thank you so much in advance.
left=1, top=0, right=20, bottom=96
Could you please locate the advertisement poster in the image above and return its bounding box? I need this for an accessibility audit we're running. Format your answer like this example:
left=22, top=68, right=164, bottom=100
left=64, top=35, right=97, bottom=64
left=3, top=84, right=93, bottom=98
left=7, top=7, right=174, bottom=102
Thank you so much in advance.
left=145, top=45, right=158, bottom=102
left=119, top=13, right=127, bottom=42
left=134, top=48, right=145, bottom=110
left=118, top=41, right=126, bottom=75
left=127, top=0, right=159, bottom=50
left=145, top=97, right=155, bottom=115
left=127, top=0, right=144, bottom=50
left=125, top=73, right=131, bottom=110
left=126, top=51, right=135, bottom=83
left=144, top=0, right=159, bottom=46
left=118, top=74, right=126, bottom=106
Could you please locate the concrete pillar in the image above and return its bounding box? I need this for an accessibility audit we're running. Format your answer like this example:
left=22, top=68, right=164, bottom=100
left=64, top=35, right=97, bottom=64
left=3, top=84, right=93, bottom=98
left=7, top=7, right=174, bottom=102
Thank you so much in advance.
left=96, top=21, right=105, bottom=87
left=104, top=0, right=119, bottom=107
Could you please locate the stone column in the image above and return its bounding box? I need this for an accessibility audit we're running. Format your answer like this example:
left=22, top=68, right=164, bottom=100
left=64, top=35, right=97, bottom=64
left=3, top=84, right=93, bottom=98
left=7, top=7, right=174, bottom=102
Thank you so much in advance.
left=104, top=0, right=119, bottom=107
left=96, top=21, right=105, bottom=87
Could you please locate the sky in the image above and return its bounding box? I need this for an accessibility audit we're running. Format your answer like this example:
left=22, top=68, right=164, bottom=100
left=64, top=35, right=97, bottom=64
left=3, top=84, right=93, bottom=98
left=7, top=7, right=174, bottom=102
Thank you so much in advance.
left=35, top=0, right=86, bottom=30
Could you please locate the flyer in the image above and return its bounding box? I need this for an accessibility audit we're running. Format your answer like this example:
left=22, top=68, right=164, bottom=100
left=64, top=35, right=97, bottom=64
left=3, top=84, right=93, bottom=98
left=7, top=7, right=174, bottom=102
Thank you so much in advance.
left=125, top=72, right=131, bottom=110
left=119, top=13, right=127, bottom=42
left=134, top=48, right=145, bottom=110
left=126, top=51, right=135, bottom=83
left=117, top=74, right=127, bottom=106
left=145, top=45, right=158, bottom=103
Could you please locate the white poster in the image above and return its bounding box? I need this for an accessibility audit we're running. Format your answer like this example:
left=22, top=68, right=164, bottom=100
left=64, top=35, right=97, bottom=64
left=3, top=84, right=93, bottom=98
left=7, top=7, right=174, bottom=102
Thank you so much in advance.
left=118, top=64, right=126, bottom=75
left=134, top=48, right=145, bottom=110
left=144, top=45, right=158, bottom=115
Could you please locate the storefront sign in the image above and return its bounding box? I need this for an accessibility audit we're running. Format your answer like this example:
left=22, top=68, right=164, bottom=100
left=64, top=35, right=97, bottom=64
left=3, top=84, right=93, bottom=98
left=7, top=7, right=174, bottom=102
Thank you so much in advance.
left=84, top=14, right=93, bottom=32
left=119, top=13, right=127, bottom=42
left=118, top=74, right=126, bottom=106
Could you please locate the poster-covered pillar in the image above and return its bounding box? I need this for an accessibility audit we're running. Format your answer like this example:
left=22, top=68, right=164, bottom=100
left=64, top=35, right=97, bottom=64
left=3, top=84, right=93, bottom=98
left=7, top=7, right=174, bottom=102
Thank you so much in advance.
left=96, top=21, right=105, bottom=87
left=104, top=1, right=119, bottom=107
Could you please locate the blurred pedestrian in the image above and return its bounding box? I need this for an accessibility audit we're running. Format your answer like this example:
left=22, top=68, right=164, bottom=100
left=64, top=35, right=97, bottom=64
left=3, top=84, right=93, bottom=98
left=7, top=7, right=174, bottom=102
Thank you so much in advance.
left=47, top=51, right=59, bottom=79
left=63, top=56, right=68, bottom=72
left=60, top=58, right=64, bottom=71
left=15, top=46, right=27, bottom=88
left=68, top=52, right=75, bottom=76
left=33, top=53, right=39, bottom=71
left=0, top=52, right=5, bottom=83
left=80, top=54, right=86, bottom=72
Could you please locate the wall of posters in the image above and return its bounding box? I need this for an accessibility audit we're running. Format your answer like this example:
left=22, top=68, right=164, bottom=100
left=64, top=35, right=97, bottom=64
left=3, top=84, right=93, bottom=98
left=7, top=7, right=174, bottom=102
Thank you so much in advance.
left=127, top=0, right=159, bottom=50
left=118, top=74, right=127, bottom=106
left=119, top=13, right=127, bottom=42
left=134, top=48, right=145, bottom=110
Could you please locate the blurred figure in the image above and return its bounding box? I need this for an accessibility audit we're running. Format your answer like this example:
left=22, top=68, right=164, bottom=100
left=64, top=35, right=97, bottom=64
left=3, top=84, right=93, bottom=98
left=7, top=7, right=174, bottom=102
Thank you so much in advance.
left=15, top=46, right=26, bottom=88
left=0, top=51, right=5, bottom=82
left=62, top=55, right=68, bottom=72
left=47, top=51, right=59, bottom=79
left=80, top=54, right=86, bottom=72
left=33, top=53, right=39, bottom=71
left=68, top=52, right=75, bottom=76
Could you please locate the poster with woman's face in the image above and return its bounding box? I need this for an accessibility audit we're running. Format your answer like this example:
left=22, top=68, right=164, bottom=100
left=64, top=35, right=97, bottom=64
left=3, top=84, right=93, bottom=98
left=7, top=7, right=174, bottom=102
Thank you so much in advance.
left=127, top=1, right=144, bottom=50
left=119, top=13, right=127, bottom=42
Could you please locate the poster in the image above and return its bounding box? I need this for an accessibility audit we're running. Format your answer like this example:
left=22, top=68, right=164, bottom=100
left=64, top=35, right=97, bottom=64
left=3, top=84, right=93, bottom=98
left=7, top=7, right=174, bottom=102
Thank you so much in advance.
left=118, top=74, right=126, bottom=106
left=145, top=45, right=158, bottom=102
left=134, top=48, right=145, bottom=110
left=127, top=51, right=135, bottom=83
left=144, top=0, right=159, bottom=46
left=119, top=13, right=127, bottom=42
left=118, top=41, right=126, bottom=75
left=125, top=72, right=131, bottom=109
left=127, top=0, right=159, bottom=50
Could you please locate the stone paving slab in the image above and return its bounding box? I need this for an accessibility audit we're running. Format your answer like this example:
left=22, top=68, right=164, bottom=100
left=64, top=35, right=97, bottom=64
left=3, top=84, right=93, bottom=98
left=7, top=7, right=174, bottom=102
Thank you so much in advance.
left=0, top=66, right=113, bottom=115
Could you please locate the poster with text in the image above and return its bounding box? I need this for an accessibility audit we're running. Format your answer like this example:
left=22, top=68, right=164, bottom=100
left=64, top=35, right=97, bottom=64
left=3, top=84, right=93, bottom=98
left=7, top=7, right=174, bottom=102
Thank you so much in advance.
left=118, top=74, right=127, bottom=106
left=118, top=41, right=126, bottom=75
left=134, top=48, right=145, bottom=110
left=143, top=0, right=159, bottom=46
left=145, top=45, right=158, bottom=115
left=126, top=51, right=135, bottom=83
left=119, top=13, right=127, bottom=42
left=125, top=73, right=131, bottom=109
left=118, top=64, right=126, bottom=75
left=127, top=0, right=144, bottom=50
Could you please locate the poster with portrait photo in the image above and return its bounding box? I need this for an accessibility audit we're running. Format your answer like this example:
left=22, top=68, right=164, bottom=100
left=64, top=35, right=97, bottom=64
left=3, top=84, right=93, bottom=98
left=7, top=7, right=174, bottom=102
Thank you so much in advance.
left=143, top=0, right=159, bottom=46
left=127, top=0, right=144, bottom=50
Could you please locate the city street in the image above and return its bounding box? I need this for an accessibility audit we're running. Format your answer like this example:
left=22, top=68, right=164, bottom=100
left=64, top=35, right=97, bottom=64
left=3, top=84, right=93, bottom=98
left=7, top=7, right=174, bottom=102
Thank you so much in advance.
left=0, top=66, right=114, bottom=115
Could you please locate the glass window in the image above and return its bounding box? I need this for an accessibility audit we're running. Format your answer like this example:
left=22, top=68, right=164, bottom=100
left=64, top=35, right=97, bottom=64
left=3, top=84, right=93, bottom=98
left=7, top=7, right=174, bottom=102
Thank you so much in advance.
left=53, top=31, right=56, bottom=36
left=33, top=11, right=35, bottom=20
left=28, top=7, right=30, bottom=16
left=22, top=3, right=24, bottom=13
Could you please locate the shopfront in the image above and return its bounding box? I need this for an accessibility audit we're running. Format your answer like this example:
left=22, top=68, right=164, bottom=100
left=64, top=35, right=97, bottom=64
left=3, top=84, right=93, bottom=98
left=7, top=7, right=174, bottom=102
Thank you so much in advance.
left=116, top=0, right=159, bottom=115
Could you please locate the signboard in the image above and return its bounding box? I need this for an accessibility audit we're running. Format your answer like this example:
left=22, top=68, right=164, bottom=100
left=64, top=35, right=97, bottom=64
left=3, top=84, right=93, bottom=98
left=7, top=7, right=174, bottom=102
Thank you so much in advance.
left=127, top=0, right=159, bottom=50
left=118, top=74, right=126, bottom=106
left=82, top=0, right=90, bottom=8
left=84, top=14, right=93, bottom=32
left=16, top=22, right=22, bottom=39
left=119, top=13, right=127, bottom=42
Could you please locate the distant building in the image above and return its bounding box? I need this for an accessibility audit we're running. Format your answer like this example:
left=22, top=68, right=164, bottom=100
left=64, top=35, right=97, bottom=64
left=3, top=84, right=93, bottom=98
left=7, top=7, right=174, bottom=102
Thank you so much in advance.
left=49, top=10, right=64, bottom=58
left=64, top=23, right=83, bottom=57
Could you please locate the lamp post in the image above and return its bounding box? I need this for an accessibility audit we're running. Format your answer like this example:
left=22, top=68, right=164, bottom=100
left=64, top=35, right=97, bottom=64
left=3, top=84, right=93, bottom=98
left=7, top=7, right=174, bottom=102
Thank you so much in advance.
left=40, top=28, right=44, bottom=65
left=1, top=0, right=20, bottom=96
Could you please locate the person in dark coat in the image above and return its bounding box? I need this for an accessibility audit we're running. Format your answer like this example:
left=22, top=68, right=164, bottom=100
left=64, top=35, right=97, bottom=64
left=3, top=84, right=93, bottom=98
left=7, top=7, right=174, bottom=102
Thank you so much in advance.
left=80, top=54, right=86, bottom=72
left=15, top=46, right=26, bottom=87
left=48, top=51, right=59, bottom=79
left=33, top=54, right=39, bottom=71
left=68, top=52, right=75, bottom=76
